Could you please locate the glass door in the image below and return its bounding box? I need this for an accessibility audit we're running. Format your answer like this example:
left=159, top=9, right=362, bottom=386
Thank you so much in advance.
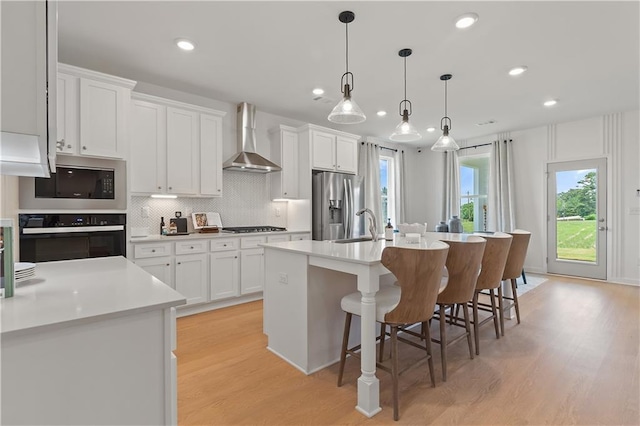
left=547, top=158, right=606, bottom=279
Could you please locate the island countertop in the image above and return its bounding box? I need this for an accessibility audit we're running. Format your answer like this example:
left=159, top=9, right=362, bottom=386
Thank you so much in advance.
left=0, top=256, right=186, bottom=336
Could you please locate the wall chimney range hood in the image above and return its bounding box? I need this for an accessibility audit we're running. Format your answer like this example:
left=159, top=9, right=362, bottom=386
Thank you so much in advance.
left=223, top=102, right=281, bottom=173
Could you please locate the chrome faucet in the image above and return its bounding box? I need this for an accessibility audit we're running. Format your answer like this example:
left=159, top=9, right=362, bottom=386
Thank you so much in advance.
left=356, top=208, right=378, bottom=241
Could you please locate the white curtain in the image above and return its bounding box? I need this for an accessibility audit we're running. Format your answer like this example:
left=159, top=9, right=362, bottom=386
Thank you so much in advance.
left=489, top=138, right=515, bottom=231
left=358, top=142, right=383, bottom=232
left=442, top=150, right=460, bottom=221
left=393, top=149, right=406, bottom=224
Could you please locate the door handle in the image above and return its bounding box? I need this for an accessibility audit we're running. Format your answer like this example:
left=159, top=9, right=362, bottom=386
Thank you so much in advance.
left=598, top=226, right=607, bottom=231
left=598, top=218, right=605, bottom=222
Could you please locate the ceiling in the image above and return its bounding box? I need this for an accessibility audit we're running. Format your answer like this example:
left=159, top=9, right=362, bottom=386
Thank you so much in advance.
left=57, top=1, right=639, bottom=147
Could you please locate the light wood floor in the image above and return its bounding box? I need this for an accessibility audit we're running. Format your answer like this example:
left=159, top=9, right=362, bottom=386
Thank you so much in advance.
left=176, top=275, right=640, bottom=425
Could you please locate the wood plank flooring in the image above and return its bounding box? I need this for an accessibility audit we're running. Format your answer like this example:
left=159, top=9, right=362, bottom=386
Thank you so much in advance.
left=176, top=275, right=640, bottom=425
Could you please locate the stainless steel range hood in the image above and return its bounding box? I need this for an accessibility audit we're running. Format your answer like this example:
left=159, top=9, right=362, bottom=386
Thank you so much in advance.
left=223, top=102, right=281, bottom=173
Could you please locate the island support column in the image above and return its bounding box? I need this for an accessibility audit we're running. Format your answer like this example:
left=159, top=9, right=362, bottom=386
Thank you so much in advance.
left=355, top=265, right=382, bottom=417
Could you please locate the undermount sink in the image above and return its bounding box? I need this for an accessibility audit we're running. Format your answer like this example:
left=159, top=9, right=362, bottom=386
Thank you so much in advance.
left=333, top=237, right=373, bottom=244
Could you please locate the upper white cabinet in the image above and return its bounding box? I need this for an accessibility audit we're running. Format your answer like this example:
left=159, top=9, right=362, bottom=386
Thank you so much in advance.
left=269, top=125, right=299, bottom=200
left=129, top=93, right=226, bottom=197
left=301, top=124, right=359, bottom=175
left=57, top=64, right=136, bottom=160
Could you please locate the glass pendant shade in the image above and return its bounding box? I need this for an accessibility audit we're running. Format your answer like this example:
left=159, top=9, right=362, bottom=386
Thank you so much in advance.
left=328, top=84, right=366, bottom=124
left=390, top=110, right=421, bottom=142
left=431, top=125, right=460, bottom=151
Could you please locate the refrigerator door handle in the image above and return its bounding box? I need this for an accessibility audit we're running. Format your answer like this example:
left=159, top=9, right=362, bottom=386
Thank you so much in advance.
left=344, top=179, right=352, bottom=239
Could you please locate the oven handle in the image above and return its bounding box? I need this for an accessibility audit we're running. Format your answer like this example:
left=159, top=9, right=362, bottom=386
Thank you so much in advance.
left=23, top=225, right=125, bottom=234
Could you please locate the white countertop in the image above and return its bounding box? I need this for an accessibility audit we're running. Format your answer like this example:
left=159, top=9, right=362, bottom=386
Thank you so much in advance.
left=260, top=232, right=478, bottom=265
left=0, top=256, right=186, bottom=336
left=131, top=229, right=311, bottom=243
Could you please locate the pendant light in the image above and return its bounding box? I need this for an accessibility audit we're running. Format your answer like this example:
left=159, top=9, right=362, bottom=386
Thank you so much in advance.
left=390, top=48, right=421, bottom=142
left=431, top=74, right=460, bottom=151
left=328, top=11, right=366, bottom=124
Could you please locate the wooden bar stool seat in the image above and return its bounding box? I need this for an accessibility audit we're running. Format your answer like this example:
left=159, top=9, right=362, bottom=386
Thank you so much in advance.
left=498, top=229, right=531, bottom=335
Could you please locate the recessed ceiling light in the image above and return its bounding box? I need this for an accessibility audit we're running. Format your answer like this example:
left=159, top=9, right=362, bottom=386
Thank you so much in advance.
left=312, top=88, right=325, bottom=96
left=376, top=111, right=387, bottom=117
left=426, top=127, right=436, bottom=133
left=175, top=38, right=195, bottom=51
left=455, top=13, right=479, bottom=29
left=509, top=66, right=528, bottom=76
left=544, top=99, right=558, bottom=107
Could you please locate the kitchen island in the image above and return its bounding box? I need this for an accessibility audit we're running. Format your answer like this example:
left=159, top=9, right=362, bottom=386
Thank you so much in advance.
left=261, top=233, right=473, bottom=418
left=0, top=256, right=186, bottom=425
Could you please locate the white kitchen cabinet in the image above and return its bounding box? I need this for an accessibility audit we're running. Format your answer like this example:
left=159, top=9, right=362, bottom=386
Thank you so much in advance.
left=175, top=239, right=208, bottom=255
left=134, top=257, right=174, bottom=289
left=133, top=242, right=172, bottom=259
left=175, top=253, right=208, bottom=305
left=301, top=124, right=359, bottom=174
left=167, top=107, right=198, bottom=195
left=56, top=73, right=79, bottom=155
left=241, top=248, right=265, bottom=294
left=290, top=233, right=311, bottom=241
left=130, top=99, right=166, bottom=193
left=129, top=93, right=226, bottom=197
left=269, top=125, right=299, bottom=199
left=210, top=251, right=240, bottom=300
left=267, top=234, right=290, bottom=243
left=57, top=64, right=136, bottom=160
left=200, top=113, right=223, bottom=197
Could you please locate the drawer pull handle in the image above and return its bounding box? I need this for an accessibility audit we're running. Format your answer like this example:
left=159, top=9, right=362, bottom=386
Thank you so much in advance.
left=151, top=249, right=156, bottom=253
left=190, top=246, right=194, bottom=249
left=177, top=262, right=181, bottom=265
left=82, top=146, right=87, bottom=150
left=166, top=263, right=170, bottom=266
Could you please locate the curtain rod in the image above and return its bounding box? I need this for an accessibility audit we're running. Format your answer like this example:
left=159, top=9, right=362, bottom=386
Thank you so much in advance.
left=457, top=139, right=512, bottom=151
left=360, top=141, right=398, bottom=152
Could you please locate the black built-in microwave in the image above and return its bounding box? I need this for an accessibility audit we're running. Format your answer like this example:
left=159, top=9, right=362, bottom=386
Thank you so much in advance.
left=34, top=166, right=115, bottom=200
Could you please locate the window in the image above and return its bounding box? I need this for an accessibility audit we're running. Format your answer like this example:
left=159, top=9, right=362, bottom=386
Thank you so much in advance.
left=380, top=155, right=395, bottom=226
left=459, top=155, right=489, bottom=232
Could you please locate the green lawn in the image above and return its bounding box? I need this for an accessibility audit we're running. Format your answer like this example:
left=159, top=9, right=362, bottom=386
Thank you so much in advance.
left=556, top=220, right=596, bottom=262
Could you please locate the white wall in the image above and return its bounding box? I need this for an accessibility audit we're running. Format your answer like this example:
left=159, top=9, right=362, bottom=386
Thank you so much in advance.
left=406, top=110, right=640, bottom=285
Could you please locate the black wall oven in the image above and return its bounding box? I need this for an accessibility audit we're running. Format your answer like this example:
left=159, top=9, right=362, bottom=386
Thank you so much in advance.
left=19, top=213, right=126, bottom=263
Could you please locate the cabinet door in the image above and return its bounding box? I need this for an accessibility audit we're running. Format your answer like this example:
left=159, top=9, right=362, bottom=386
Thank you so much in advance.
left=210, top=251, right=239, bottom=300
left=130, top=100, right=166, bottom=193
left=336, top=136, right=358, bottom=174
left=166, top=107, right=198, bottom=195
left=281, top=129, right=299, bottom=198
left=311, top=130, right=336, bottom=171
left=175, top=253, right=208, bottom=305
left=240, top=248, right=264, bottom=294
left=56, top=73, right=78, bottom=155
left=79, top=78, right=127, bottom=158
left=134, top=257, right=174, bottom=289
left=199, top=113, right=223, bottom=197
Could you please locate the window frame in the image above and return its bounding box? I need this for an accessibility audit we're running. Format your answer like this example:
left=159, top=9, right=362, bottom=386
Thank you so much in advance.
left=379, top=154, right=396, bottom=226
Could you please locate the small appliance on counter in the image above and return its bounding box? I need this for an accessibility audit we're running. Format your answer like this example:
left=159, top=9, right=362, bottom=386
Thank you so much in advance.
left=167, top=211, right=188, bottom=235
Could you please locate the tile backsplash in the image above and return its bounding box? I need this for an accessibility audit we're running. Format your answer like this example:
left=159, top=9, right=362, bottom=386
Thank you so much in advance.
left=129, top=172, right=288, bottom=233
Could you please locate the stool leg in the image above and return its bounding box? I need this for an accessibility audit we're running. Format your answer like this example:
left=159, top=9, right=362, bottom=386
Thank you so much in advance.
left=378, top=323, right=386, bottom=362
left=489, top=288, right=500, bottom=339
left=423, top=325, right=436, bottom=388
left=391, top=325, right=399, bottom=421
left=498, top=284, right=505, bottom=336
left=472, top=291, right=480, bottom=356
left=462, top=301, right=474, bottom=359
left=337, top=313, right=352, bottom=387
left=511, top=278, right=521, bottom=324
left=439, top=304, right=447, bottom=382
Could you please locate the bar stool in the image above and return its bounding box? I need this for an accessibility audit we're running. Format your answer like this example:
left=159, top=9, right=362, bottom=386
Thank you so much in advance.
left=337, top=242, right=449, bottom=421
left=498, top=229, right=531, bottom=335
left=431, top=236, right=486, bottom=381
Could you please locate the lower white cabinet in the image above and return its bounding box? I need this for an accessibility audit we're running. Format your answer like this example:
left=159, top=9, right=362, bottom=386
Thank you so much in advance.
left=241, top=248, right=265, bottom=294
left=175, top=253, right=208, bottom=305
left=134, top=257, right=174, bottom=289
left=210, top=251, right=240, bottom=300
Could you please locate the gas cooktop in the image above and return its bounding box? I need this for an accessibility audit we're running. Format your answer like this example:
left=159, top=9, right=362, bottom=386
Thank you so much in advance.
left=222, top=226, right=287, bottom=233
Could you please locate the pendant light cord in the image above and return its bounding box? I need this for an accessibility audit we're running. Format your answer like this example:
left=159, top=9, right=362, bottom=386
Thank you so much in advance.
left=345, top=21, right=349, bottom=75
left=403, top=55, right=407, bottom=102
left=444, top=78, right=448, bottom=117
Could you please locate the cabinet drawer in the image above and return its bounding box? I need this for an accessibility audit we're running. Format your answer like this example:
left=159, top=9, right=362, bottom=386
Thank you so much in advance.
left=290, top=233, right=311, bottom=241
left=240, top=236, right=267, bottom=249
left=210, top=238, right=239, bottom=252
left=134, top=242, right=172, bottom=258
left=175, top=239, right=207, bottom=255
left=267, top=234, right=290, bottom=243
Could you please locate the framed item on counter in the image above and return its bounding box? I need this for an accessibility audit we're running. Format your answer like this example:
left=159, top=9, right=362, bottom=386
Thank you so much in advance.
left=191, top=212, right=222, bottom=230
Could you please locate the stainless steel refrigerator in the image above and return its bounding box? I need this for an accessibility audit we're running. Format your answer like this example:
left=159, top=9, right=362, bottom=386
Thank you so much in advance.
left=312, top=171, right=365, bottom=241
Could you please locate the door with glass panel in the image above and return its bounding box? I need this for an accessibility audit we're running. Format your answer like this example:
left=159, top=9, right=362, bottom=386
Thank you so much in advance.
left=547, top=158, right=606, bottom=279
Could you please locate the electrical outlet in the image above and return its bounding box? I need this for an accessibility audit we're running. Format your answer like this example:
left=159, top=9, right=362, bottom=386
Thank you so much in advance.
left=275, top=208, right=281, bottom=217
left=141, top=206, right=150, bottom=218
left=278, top=272, right=288, bottom=284
left=185, top=207, right=193, bottom=216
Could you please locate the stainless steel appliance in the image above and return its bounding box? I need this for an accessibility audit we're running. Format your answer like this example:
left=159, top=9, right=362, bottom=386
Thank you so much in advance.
left=19, top=213, right=126, bottom=262
left=223, top=226, right=287, bottom=233
left=312, top=171, right=365, bottom=241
